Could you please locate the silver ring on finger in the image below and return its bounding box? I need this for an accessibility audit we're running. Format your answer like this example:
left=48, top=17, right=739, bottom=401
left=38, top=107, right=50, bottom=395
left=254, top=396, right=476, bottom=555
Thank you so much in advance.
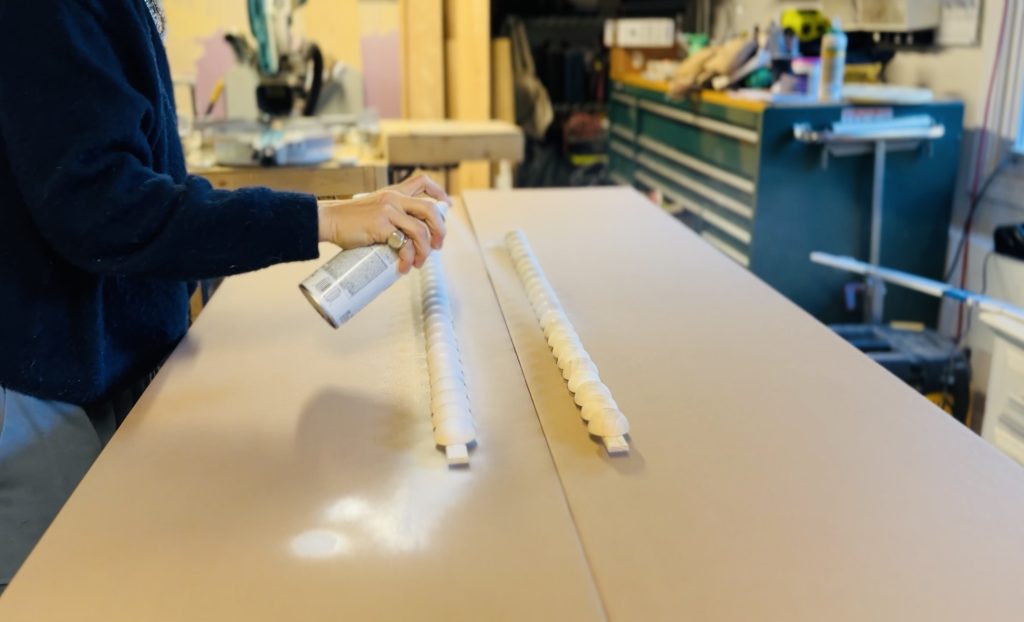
left=387, top=230, right=408, bottom=250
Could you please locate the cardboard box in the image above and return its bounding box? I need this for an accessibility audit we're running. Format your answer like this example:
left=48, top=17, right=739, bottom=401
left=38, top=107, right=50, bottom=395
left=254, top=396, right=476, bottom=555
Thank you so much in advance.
left=604, top=18, right=676, bottom=49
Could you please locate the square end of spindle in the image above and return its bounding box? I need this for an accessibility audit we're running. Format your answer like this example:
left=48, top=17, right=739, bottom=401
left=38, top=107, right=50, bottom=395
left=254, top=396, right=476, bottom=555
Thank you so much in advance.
left=446, top=444, right=470, bottom=466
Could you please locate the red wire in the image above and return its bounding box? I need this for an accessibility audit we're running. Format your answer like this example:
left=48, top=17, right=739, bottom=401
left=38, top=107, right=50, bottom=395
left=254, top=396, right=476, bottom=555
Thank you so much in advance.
left=956, top=0, right=1011, bottom=341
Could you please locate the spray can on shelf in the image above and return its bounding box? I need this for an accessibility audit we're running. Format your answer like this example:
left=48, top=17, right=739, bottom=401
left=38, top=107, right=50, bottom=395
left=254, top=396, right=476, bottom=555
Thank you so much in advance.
left=818, top=18, right=847, bottom=102
left=300, top=198, right=449, bottom=328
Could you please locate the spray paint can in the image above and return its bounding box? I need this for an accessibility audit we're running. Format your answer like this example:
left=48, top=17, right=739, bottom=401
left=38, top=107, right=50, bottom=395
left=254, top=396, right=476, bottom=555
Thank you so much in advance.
left=300, top=199, right=448, bottom=328
left=818, top=18, right=847, bottom=103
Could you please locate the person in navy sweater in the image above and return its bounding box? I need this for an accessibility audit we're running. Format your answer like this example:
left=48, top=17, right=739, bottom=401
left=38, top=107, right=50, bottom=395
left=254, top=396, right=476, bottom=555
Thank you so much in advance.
left=0, top=0, right=449, bottom=590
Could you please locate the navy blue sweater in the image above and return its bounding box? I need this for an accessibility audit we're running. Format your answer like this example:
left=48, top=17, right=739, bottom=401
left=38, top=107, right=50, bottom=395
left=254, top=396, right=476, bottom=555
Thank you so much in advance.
left=0, top=0, right=320, bottom=406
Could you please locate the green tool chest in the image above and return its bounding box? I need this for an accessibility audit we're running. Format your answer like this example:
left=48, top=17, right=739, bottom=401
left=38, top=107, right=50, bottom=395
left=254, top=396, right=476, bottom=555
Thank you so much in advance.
left=608, top=81, right=965, bottom=326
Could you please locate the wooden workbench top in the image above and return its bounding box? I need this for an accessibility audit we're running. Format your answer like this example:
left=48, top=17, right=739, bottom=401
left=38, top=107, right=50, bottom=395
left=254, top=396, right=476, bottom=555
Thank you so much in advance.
left=379, top=119, right=524, bottom=167
left=188, top=119, right=523, bottom=194
left=190, top=143, right=388, bottom=198
left=612, top=75, right=956, bottom=113
left=613, top=73, right=768, bottom=112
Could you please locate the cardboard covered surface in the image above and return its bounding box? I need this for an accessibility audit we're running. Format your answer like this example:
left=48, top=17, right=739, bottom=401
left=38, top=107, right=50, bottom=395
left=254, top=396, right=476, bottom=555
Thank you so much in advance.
left=464, top=186, right=1024, bottom=622
left=5, top=185, right=1024, bottom=620
left=0, top=203, right=603, bottom=621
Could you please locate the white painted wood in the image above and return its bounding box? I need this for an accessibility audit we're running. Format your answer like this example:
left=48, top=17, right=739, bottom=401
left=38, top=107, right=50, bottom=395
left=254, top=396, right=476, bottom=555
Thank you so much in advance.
left=505, top=230, right=632, bottom=456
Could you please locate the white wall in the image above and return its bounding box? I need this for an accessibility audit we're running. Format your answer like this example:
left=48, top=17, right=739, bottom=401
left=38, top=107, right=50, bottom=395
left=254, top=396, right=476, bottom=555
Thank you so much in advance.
left=164, top=0, right=365, bottom=77
left=719, top=1, right=1024, bottom=422
left=712, top=0, right=819, bottom=39
left=713, top=1, right=1008, bottom=128
left=881, top=3, right=1024, bottom=422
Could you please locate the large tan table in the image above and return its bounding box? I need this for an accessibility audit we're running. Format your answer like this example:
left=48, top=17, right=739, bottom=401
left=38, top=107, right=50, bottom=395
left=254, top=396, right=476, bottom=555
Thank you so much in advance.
left=465, top=188, right=1024, bottom=620
left=3, top=188, right=1024, bottom=620
left=0, top=204, right=602, bottom=620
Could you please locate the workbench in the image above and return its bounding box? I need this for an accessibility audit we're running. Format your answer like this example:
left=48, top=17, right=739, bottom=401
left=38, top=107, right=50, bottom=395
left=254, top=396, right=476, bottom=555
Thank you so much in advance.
left=192, top=145, right=388, bottom=199
left=190, top=119, right=524, bottom=198
left=378, top=119, right=524, bottom=169
left=3, top=188, right=1023, bottom=621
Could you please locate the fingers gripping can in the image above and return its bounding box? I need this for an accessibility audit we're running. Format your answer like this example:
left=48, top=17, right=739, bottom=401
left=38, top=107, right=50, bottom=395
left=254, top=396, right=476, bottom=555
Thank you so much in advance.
left=300, top=199, right=449, bottom=328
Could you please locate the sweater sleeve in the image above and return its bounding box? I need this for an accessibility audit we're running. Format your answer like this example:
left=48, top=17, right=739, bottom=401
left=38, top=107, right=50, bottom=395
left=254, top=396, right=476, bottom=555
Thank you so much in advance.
left=0, top=0, right=320, bottom=281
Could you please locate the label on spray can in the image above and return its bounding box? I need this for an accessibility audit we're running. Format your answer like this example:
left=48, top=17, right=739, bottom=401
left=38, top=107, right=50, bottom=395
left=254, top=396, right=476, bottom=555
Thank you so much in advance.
left=299, top=199, right=449, bottom=328
left=300, top=245, right=401, bottom=328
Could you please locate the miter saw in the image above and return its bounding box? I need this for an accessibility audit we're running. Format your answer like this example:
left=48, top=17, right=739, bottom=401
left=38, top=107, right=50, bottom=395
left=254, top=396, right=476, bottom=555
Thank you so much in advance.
left=211, top=0, right=366, bottom=167
left=226, top=0, right=323, bottom=118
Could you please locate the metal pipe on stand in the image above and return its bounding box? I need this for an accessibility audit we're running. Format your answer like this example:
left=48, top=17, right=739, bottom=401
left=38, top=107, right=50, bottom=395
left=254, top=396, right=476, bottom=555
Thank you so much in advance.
left=810, top=252, right=1024, bottom=325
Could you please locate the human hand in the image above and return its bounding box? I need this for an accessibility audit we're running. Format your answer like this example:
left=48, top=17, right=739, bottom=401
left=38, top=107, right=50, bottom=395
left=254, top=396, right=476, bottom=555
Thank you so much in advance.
left=317, top=174, right=451, bottom=273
